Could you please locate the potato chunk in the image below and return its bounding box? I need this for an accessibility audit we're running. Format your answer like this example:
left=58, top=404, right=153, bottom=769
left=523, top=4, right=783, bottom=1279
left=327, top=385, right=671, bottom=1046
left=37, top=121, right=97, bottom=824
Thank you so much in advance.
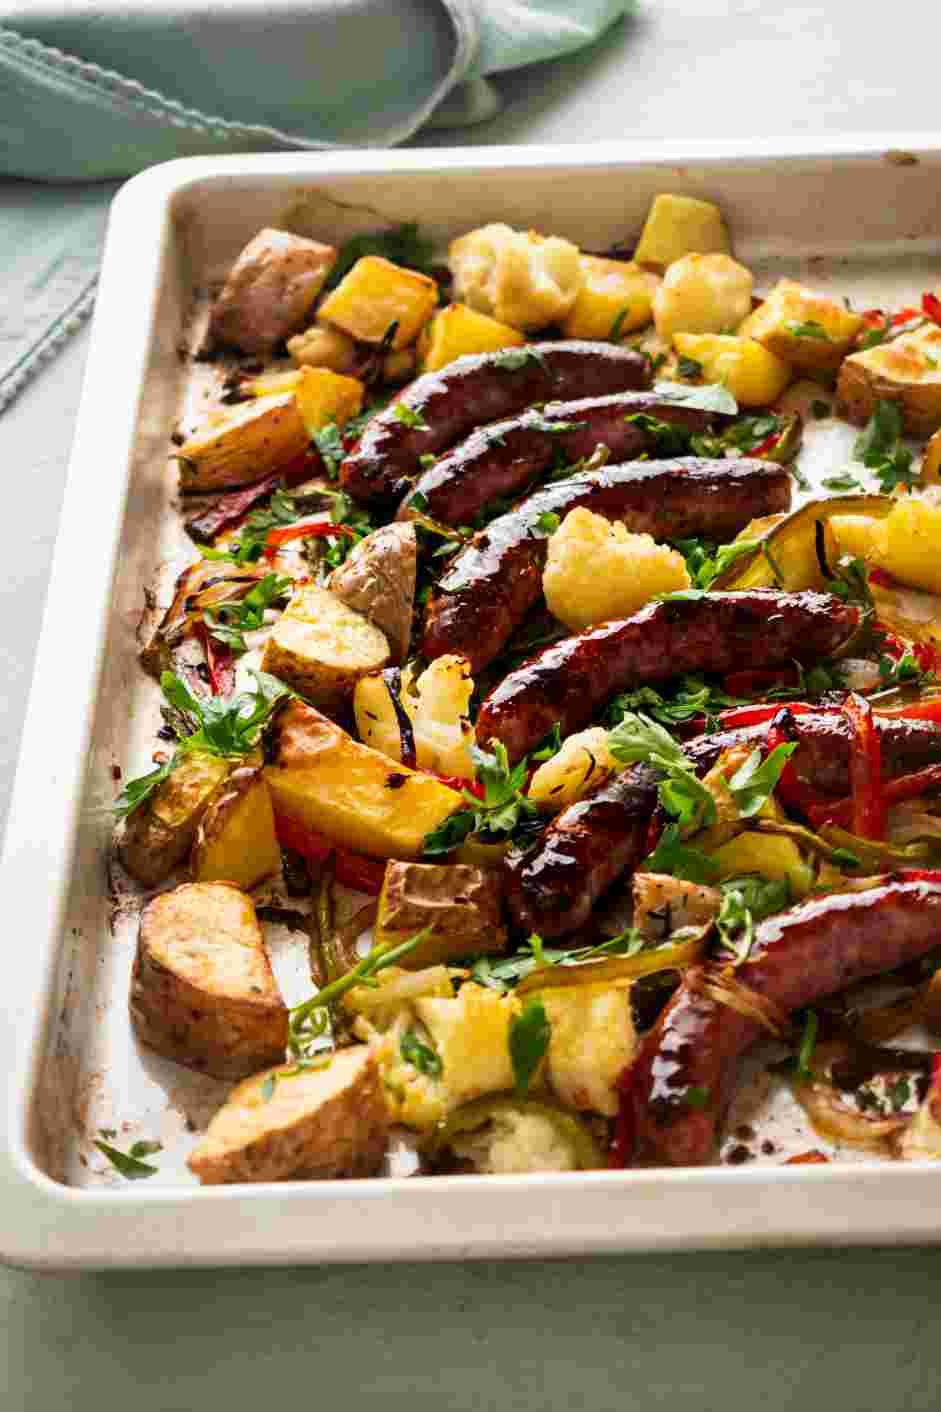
left=418, top=302, right=525, bottom=372
left=292, top=366, right=363, bottom=437
left=131, top=882, right=287, bottom=1079
left=375, top=861, right=506, bottom=965
left=328, top=521, right=417, bottom=665
left=265, top=700, right=462, bottom=860
left=318, top=256, right=438, bottom=349
left=287, top=321, right=358, bottom=373
left=449, top=223, right=582, bottom=332
left=191, top=767, right=281, bottom=891
left=738, top=279, right=864, bottom=374
left=672, top=333, right=791, bottom=407
left=188, top=1048, right=389, bottom=1184
left=117, top=750, right=231, bottom=887
left=653, top=253, right=753, bottom=340
left=354, top=654, right=475, bottom=778
left=837, top=324, right=941, bottom=435
left=177, top=393, right=309, bottom=493
left=209, top=229, right=337, bottom=355
left=561, top=256, right=658, bottom=340
left=633, top=194, right=730, bottom=272
left=541, top=984, right=636, bottom=1116
left=261, top=584, right=390, bottom=710
left=542, top=507, right=690, bottom=630
left=527, top=727, right=617, bottom=812
left=870, top=492, right=941, bottom=595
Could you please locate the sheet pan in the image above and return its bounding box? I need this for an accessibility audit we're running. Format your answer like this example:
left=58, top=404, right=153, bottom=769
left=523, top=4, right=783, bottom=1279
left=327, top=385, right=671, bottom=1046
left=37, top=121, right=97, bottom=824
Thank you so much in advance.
left=3, top=138, right=941, bottom=1268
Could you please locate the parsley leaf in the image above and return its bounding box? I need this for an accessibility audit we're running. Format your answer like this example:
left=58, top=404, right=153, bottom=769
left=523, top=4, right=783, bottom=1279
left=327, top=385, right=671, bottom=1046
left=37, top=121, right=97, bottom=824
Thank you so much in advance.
left=509, top=999, right=551, bottom=1097
left=787, top=320, right=831, bottom=340
left=684, top=1086, right=711, bottom=1109
left=889, top=1076, right=912, bottom=1112
left=393, top=402, right=428, bottom=431
left=625, top=412, right=693, bottom=457
left=314, top=421, right=346, bottom=480
left=93, top=1139, right=160, bottom=1180
left=203, top=572, right=292, bottom=654
left=400, top=1029, right=443, bottom=1078
left=726, top=744, right=798, bottom=818
left=652, top=381, right=737, bottom=415
left=853, top=400, right=917, bottom=493
left=491, top=347, right=549, bottom=374
left=644, top=824, right=719, bottom=884
left=795, top=1010, right=819, bottom=1081
left=674, top=535, right=760, bottom=591
left=822, top=473, right=864, bottom=492
left=422, top=740, right=541, bottom=855
left=716, top=875, right=789, bottom=964
left=326, top=223, right=436, bottom=290
left=609, top=306, right=631, bottom=341
left=606, top=676, right=744, bottom=731
left=536, top=511, right=561, bottom=534
left=608, top=711, right=717, bottom=830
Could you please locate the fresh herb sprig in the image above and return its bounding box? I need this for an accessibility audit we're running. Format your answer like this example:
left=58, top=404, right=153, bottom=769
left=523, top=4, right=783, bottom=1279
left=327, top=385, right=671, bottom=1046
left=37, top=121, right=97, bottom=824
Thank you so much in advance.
left=93, top=1138, right=162, bottom=1180
left=716, top=875, right=790, bottom=964
left=853, top=400, right=917, bottom=493
left=325, top=223, right=437, bottom=290
left=113, top=670, right=292, bottom=818
left=422, top=741, right=542, bottom=855
left=509, top=999, right=551, bottom=1097
left=202, top=573, right=292, bottom=654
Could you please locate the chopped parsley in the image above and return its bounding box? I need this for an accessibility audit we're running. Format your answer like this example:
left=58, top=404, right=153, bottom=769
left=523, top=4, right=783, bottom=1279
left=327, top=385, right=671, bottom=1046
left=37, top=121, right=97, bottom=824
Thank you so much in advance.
left=314, top=420, right=346, bottom=480
left=202, top=572, right=292, bottom=654
left=795, top=1010, right=819, bottom=1081
left=853, top=400, right=917, bottom=493
left=787, top=320, right=830, bottom=340
left=607, top=712, right=717, bottom=832
left=509, top=999, right=551, bottom=1097
left=393, top=402, right=428, bottom=431
left=676, top=355, right=704, bottom=380
left=400, top=1029, right=443, bottom=1078
left=606, top=676, right=744, bottom=731
left=113, top=670, right=292, bottom=818
left=674, top=535, right=761, bottom=591
left=536, top=511, right=561, bottom=535
left=726, top=744, right=798, bottom=818
left=422, top=741, right=541, bottom=855
left=609, top=306, right=632, bottom=342
left=716, top=875, right=790, bottom=965
left=822, top=473, right=864, bottom=492
left=491, top=346, right=549, bottom=374
left=93, top=1138, right=162, bottom=1180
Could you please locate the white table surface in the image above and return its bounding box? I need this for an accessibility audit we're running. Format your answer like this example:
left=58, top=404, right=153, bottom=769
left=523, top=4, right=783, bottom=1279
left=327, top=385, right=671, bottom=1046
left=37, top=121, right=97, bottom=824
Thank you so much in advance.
left=3, top=2, right=941, bottom=1407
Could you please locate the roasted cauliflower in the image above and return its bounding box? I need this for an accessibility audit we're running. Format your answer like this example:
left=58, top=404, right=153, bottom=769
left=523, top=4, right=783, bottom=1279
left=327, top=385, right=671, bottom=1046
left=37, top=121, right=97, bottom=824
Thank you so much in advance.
left=542, top=507, right=690, bottom=630
left=354, top=654, right=476, bottom=778
left=449, top=223, right=582, bottom=332
left=527, top=727, right=617, bottom=811
left=653, top=252, right=753, bottom=340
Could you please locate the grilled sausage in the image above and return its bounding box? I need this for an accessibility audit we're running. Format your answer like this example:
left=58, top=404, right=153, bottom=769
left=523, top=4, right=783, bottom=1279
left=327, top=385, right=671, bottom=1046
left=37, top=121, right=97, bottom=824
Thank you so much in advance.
left=424, top=458, right=791, bottom=673
left=630, top=873, right=941, bottom=1166
left=398, top=391, right=729, bottom=527
left=479, top=591, right=859, bottom=764
left=507, top=712, right=941, bottom=938
left=340, top=341, right=650, bottom=504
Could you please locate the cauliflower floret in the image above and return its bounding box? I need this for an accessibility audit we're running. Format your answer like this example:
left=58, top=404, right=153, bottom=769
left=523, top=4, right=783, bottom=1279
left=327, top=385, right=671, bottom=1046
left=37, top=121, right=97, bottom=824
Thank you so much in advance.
left=354, top=655, right=476, bottom=778
left=653, top=252, right=753, bottom=341
left=451, top=1108, right=579, bottom=1174
left=540, top=984, right=636, bottom=1116
left=287, top=321, right=358, bottom=373
left=449, top=223, right=582, bottom=332
left=542, top=508, right=690, bottom=631
left=528, top=727, right=617, bottom=812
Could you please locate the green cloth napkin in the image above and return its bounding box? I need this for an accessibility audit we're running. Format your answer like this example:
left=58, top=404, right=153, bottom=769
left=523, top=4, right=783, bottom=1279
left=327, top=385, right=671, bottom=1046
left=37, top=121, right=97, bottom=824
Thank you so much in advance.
left=0, top=0, right=632, bottom=412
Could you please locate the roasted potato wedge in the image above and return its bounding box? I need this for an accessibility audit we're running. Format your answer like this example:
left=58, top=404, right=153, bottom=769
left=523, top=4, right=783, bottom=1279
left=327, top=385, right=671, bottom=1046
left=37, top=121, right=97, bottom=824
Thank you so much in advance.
left=177, top=393, right=309, bottom=493
left=265, top=700, right=462, bottom=860
left=738, top=278, right=863, bottom=374
left=208, top=228, right=337, bottom=355
left=261, top=583, right=390, bottom=709
left=191, top=767, right=281, bottom=891
left=527, top=726, right=617, bottom=811
left=633, top=194, right=730, bottom=272
left=188, top=1047, right=389, bottom=1184
left=375, top=861, right=506, bottom=965
left=318, top=256, right=438, bottom=348
left=292, top=366, right=364, bottom=437
left=328, top=522, right=416, bottom=665
left=418, top=302, right=525, bottom=372
left=131, top=882, right=288, bottom=1079
left=672, top=333, right=791, bottom=407
left=561, top=256, right=658, bottom=340
left=837, top=323, right=941, bottom=435
left=117, top=750, right=231, bottom=887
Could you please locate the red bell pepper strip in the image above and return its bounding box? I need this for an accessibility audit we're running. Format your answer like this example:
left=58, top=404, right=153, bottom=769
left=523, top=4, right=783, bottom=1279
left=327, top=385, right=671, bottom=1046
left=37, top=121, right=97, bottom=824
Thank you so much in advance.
left=194, top=620, right=236, bottom=696
left=785, top=1151, right=829, bottom=1165
left=922, top=292, right=941, bottom=326
left=262, top=519, right=358, bottom=557
left=807, top=761, right=941, bottom=831
left=842, top=692, right=885, bottom=839
left=749, top=430, right=783, bottom=459
left=272, top=812, right=387, bottom=894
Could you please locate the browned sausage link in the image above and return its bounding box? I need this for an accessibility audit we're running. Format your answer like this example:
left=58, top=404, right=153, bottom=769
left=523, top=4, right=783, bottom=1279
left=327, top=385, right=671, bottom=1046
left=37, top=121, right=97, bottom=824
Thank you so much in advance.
left=504, top=763, right=661, bottom=937
left=340, top=342, right=650, bottom=504
left=509, top=714, right=941, bottom=940
left=478, top=591, right=859, bottom=765
left=423, top=458, right=791, bottom=673
left=397, top=391, right=727, bottom=527
left=632, top=874, right=941, bottom=1166
left=507, top=714, right=941, bottom=941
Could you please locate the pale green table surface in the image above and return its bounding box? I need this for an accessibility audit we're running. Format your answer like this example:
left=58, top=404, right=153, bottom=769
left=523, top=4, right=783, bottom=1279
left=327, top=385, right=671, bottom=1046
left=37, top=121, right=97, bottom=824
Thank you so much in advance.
left=3, top=2, right=941, bottom=1405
